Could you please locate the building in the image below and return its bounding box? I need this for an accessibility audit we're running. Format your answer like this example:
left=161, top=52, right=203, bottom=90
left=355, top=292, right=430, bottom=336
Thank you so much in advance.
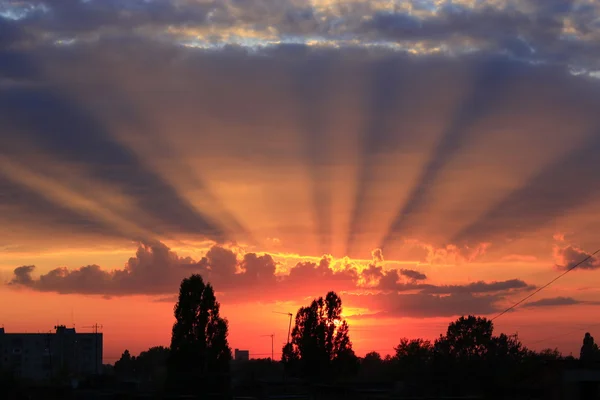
left=234, top=349, right=249, bottom=362
left=0, top=325, right=102, bottom=382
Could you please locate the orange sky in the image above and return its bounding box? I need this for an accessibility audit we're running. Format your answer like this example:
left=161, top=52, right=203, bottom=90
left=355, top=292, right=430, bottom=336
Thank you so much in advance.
left=2, top=0, right=600, bottom=364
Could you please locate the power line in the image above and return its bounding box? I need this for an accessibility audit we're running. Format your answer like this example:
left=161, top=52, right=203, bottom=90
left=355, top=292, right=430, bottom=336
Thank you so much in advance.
left=491, top=248, right=600, bottom=321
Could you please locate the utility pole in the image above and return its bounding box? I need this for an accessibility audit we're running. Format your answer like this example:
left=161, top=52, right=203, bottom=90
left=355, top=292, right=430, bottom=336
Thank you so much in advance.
left=261, top=334, right=274, bottom=361
left=83, top=324, right=103, bottom=375
left=272, top=311, right=293, bottom=347
left=273, top=311, right=293, bottom=382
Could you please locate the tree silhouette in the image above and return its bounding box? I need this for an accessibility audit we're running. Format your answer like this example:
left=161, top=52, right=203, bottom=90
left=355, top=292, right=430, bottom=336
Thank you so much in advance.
left=166, top=274, right=232, bottom=395
left=394, top=338, right=433, bottom=378
left=135, top=346, right=170, bottom=387
left=536, top=348, right=562, bottom=361
left=114, top=349, right=135, bottom=379
left=434, top=315, right=528, bottom=397
left=282, top=291, right=357, bottom=382
left=363, top=351, right=382, bottom=363
left=580, top=332, right=600, bottom=364
left=436, top=315, right=494, bottom=361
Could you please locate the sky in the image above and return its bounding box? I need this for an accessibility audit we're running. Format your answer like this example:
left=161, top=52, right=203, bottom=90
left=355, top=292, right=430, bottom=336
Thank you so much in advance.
left=2, top=0, right=600, bottom=363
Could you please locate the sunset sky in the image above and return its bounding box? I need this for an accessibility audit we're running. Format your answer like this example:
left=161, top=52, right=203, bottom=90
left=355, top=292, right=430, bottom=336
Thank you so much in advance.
left=2, top=0, right=600, bottom=363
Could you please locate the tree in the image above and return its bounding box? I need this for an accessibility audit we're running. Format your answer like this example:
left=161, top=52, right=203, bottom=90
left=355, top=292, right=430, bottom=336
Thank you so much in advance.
left=114, top=350, right=135, bottom=379
left=282, top=291, right=357, bottom=382
left=358, top=352, right=393, bottom=382
left=580, top=332, right=600, bottom=364
left=135, top=346, right=170, bottom=387
left=166, top=274, right=232, bottom=394
left=436, top=315, right=494, bottom=362
left=536, top=348, right=562, bottom=361
left=489, top=333, right=527, bottom=363
left=363, top=351, right=382, bottom=363
left=394, top=338, right=433, bottom=361
left=394, top=338, right=433, bottom=373
left=435, top=315, right=528, bottom=397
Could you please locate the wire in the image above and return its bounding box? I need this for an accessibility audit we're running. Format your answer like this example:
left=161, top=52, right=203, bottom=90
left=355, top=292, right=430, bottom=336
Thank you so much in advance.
left=491, top=248, right=600, bottom=321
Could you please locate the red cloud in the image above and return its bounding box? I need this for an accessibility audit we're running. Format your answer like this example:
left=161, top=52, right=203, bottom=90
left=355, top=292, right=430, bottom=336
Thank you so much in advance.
left=9, top=242, right=536, bottom=318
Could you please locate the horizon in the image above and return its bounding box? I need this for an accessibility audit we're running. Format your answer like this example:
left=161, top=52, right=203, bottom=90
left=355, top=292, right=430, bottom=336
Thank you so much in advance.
left=2, top=0, right=600, bottom=365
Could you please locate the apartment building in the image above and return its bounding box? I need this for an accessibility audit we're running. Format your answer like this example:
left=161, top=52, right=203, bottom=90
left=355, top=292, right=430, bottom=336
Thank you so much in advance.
left=0, top=325, right=102, bottom=381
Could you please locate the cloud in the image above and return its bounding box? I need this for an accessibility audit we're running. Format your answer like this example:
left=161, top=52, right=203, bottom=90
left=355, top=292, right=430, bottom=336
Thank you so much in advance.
left=402, top=240, right=492, bottom=265
left=2, top=1, right=600, bottom=322
left=7, top=241, right=355, bottom=300
left=8, top=243, right=535, bottom=318
left=9, top=242, right=196, bottom=295
left=553, top=244, right=600, bottom=271
left=399, top=269, right=427, bottom=281
left=420, top=279, right=535, bottom=295
left=358, top=257, right=428, bottom=291
left=523, top=296, right=583, bottom=308
left=347, top=292, right=504, bottom=319
left=2, top=0, right=599, bottom=76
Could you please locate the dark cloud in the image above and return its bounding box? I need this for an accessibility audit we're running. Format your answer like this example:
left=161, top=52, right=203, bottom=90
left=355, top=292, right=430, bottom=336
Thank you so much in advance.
left=360, top=263, right=427, bottom=291
left=8, top=0, right=218, bottom=37
left=523, top=297, right=583, bottom=308
left=399, top=269, right=427, bottom=281
left=347, top=292, right=503, bottom=319
left=362, top=3, right=565, bottom=53
left=421, top=279, right=535, bottom=295
left=554, top=245, right=600, bottom=271
left=281, top=256, right=358, bottom=297
left=11, top=265, right=35, bottom=286
left=3, top=0, right=599, bottom=73
left=8, top=243, right=534, bottom=318
left=9, top=242, right=196, bottom=295
left=7, top=242, right=355, bottom=300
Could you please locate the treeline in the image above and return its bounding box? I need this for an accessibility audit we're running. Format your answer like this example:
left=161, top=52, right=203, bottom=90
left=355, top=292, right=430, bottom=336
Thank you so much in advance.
left=111, top=274, right=600, bottom=397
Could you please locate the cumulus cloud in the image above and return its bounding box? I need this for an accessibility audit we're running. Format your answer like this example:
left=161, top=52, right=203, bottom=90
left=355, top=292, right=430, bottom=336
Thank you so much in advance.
left=7, top=242, right=356, bottom=299
left=10, top=242, right=196, bottom=295
left=403, top=240, right=492, bottom=265
left=553, top=244, right=600, bottom=270
left=359, top=263, right=427, bottom=290
left=8, top=243, right=536, bottom=318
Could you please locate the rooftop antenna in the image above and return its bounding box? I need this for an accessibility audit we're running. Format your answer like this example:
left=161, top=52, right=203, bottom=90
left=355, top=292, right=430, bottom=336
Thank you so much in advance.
left=273, top=311, right=293, bottom=347
left=261, top=334, right=274, bottom=361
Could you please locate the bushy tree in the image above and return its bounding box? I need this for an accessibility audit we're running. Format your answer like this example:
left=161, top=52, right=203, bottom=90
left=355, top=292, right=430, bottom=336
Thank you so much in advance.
left=436, top=315, right=494, bottom=362
left=394, top=338, right=433, bottom=378
left=434, top=315, right=528, bottom=397
left=363, top=351, right=382, bottom=363
left=114, top=347, right=170, bottom=389
left=357, top=352, right=394, bottom=382
left=114, top=350, right=135, bottom=379
left=166, top=274, right=232, bottom=394
left=282, top=291, right=357, bottom=382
